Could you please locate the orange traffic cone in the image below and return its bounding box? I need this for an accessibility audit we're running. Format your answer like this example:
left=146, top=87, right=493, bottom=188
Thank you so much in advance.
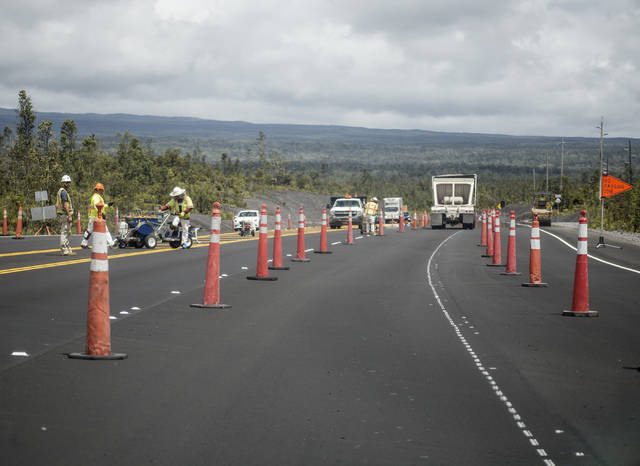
left=412, top=211, right=417, bottom=230
left=13, top=204, right=23, bottom=239
left=501, top=210, right=521, bottom=276
left=292, top=205, right=310, bottom=262
left=399, top=211, right=405, bottom=232
left=248, top=204, right=277, bottom=280
left=315, top=207, right=332, bottom=254
left=346, top=207, right=354, bottom=245
left=3, top=207, right=7, bottom=236
left=479, top=209, right=487, bottom=246
left=287, top=211, right=292, bottom=230
left=522, top=213, right=548, bottom=287
left=68, top=203, right=126, bottom=360
left=77, top=210, right=82, bottom=234
left=191, top=202, right=231, bottom=308
left=563, top=211, right=598, bottom=316
left=482, top=209, right=494, bottom=257
left=269, top=206, right=290, bottom=270
left=488, top=212, right=503, bottom=266
left=114, top=207, right=119, bottom=235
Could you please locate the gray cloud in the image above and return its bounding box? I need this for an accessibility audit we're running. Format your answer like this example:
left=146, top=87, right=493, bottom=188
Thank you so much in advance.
left=0, top=0, right=638, bottom=137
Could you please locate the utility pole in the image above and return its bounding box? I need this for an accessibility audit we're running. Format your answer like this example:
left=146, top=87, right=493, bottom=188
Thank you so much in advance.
left=625, top=139, right=633, bottom=184
left=559, top=137, right=566, bottom=191
left=595, top=117, right=619, bottom=249
left=545, top=152, right=549, bottom=193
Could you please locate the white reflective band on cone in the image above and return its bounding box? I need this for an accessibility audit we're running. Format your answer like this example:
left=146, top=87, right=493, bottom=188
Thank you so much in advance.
left=211, top=217, right=221, bottom=230
left=510, top=228, right=516, bottom=236
left=261, top=214, right=267, bottom=224
left=90, top=259, right=109, bottom=272
left=298, top=223, right=304, bottom=228
left=92, top=233, right=108, bottom=254
left=531, top=239, right=540, bottom=249
left=209, top=234, right=220, bottom=243
left=532, top=227, right=540, bottom=237
left=275, top=223, right=281, bottom=230
left=578, top=223, right=587, bottom=238
left=276, top=214, right=281, bottom=222
left=260, top=226, right=267, bottom=234
left=577, top=240, right=588, bottom=255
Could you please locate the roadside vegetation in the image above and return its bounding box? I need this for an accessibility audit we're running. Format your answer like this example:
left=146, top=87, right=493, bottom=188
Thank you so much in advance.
left=1, top=90, right=637, bottom=233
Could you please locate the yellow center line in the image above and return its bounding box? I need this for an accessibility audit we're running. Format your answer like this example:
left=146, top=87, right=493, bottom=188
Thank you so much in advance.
left=0, top=227, right=325, bottom=275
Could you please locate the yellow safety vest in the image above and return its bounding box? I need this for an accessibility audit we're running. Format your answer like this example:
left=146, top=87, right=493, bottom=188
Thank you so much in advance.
left=88, top=192, right=107, bottom=219
left=364, top=202, right=377, bottom=216
left=167, top=196, right=193, bottom=219
left=56, top=188, right=74, bottom=215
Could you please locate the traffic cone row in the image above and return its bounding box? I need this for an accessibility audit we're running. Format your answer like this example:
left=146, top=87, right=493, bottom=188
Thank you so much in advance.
left=563, top=210, right=597, bottom=317
left=191, top=202, right=231, bottom=308
left=68, top=203, right=126, bottom=360
left=248, top=204, right=278, bottom=279
left=269, top=206, right=290, bottom=270
left=292, top=206, right=310, bottom=262
left=13, top=204, right=23, bottom=239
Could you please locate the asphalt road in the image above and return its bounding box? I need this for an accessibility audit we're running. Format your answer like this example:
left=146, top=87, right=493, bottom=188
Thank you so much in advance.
left=1, top=221, right=639, bottom=466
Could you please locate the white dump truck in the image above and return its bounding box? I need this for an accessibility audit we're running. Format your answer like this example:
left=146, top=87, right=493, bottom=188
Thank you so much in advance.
left=383, top=197, right=402, bottom=223
left=430, top=174, right=477, bottom=229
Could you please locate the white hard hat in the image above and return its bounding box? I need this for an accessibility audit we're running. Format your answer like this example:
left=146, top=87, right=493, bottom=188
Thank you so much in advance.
left=61, top=175, right=71, bottom=183
left=170, top=186, right=185, bottom=197
left=371, top=197, right=378, bottom=202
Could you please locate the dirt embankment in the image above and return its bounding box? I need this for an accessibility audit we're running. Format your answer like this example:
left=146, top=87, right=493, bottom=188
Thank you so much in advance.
left=190, top=190, right=331, bottom=233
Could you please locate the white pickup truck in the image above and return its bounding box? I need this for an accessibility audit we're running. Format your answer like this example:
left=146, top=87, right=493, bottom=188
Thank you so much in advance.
left=328, top=196, right=366, bottom=229
left=430, top=174, right=477, bottom=229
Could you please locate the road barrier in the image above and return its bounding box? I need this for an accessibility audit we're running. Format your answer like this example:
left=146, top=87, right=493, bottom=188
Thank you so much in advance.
left=378, top=208, right=384, bottom=236
left=248, top=204, right=278, bottom=280
left=315, top=207, right=332, bottom=254
left=479, top=209, right=487, bottom=246
left=3, top=207, right=7, bottom=236
left=292, top=206, right=310, bottom=262
left=522, top=213, right=548, bottom=287
left=483, top=209, right=494, bottom=257
left=13, top=204, right=23, bottom=239
left=346, top=207, right=354, bottom=245
left=501, top=210, right=521, bottom=276
left=191, top=202, right=231, bottom=308
left=68, top=204, right=127, bottom=360
left=488, top=212, right=503, bottom=266
left=269, top=206, right=290, bottom=270
left=563, top=210, right=598, bottom=317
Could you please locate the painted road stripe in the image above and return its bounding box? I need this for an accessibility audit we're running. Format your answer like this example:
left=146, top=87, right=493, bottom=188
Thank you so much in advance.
left=517, top=223, right=640, bottom=275
left=426, top=231, right=555, bottom=466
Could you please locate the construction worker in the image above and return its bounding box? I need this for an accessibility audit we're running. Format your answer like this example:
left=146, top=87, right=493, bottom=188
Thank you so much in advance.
left=364, top=196, right=378, bottom=235
left=160, top=186, right=193, bottom=248
left=81, top=183, right=116, bottom=248
left=56, top=175, right=75, bottom=256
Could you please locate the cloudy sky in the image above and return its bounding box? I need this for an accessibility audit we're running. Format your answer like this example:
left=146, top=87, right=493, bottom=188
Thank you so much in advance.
left=1, top=0, right=638, bottom=137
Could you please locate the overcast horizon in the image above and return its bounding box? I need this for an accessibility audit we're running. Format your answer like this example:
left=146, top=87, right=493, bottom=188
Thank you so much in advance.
left=1, top=0, right=639, bottom=138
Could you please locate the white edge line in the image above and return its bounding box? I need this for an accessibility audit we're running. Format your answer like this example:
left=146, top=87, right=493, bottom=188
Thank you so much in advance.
left=516, top=222, right=640, bottom=275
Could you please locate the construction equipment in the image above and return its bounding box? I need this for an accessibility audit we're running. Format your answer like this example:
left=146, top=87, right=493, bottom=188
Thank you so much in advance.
left=531, top=191, right=552, bottom=226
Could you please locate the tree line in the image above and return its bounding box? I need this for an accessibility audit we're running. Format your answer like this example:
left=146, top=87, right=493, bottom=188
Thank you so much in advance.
left=1, top=90, right=637, bottom=233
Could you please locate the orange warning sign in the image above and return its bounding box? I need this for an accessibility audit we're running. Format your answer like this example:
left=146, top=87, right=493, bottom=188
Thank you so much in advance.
left=601, top=174, right=632, bottom=198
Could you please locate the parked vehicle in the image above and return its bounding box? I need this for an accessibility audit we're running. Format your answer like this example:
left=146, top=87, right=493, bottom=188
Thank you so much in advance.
left=430, top=174, right=477, bottom=229
left=117, top=211, right=194, bottom=249
left=328, top=196, right=366, bottom=229
left=383, top=197, right=402, bottom=223
left=233, top=210, right=259, bottom=232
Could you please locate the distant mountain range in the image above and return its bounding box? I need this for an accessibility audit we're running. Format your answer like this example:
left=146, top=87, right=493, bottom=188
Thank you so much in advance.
left=1, top=107, right=637, bottom=178
left=1, top=106, right=623, bottom=146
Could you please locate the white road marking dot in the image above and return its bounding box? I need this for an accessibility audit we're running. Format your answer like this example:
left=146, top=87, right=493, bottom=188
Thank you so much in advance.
left=537, top=449, right=547, bottom=457
left=555, top=429, right=564, bottom=434
left=530, top=439, right=540, bottom=446
left=285, top=254, right=292, bottom=257
left=331, top=241, right=341, bottom=245
left=241, top=266, right=249, bottom=270
left=11, top=351, right=29, bottom=357
left=171, top=291, right=181, bottom=294
left=221, top=273, right=228, bottom=277
left=575, top=452, right=584, bottom=457
left=130, top=307, right=140, bottom=310
left=119, top=311, right=129, bottom=315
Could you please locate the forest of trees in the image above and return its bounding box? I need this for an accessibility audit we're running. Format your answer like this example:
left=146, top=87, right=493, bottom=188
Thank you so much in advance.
left=0, top=90, right=638, bottom=233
